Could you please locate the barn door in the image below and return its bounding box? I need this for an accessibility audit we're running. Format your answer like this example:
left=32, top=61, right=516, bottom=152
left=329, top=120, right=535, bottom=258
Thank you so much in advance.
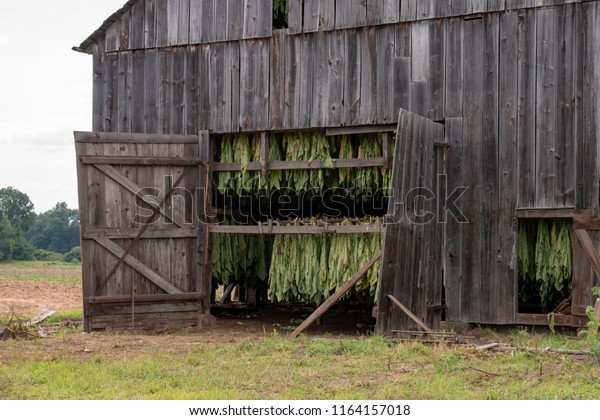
left=376, top=109, right=446, bottom=334
left=74, top=131, right=211, bottom=331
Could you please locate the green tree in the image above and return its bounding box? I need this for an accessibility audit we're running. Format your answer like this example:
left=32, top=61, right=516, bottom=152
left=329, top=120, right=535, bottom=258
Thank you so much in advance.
left=25, top=202, right=80, bottom=254
left=0, top=217, right=16, bottom=261
left=0, top=187, right=35, bottom=233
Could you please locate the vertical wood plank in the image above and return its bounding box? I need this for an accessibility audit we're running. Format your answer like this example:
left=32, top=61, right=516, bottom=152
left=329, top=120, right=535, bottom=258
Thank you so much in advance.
left=243, top=0, right=272, bottom=39
left=574, top=3, right=584, bottom=209
left=209, top=43, right=227, bottom=132
left=516, top=9, right=536, bottom=208
left=555, top=5, right=576, bottom=207
left=376, top=26, right=396, bottom=123
left=535, top=7, right=557, bottom=208
left=359, top=27, right=378, bottom=124
left=131, top=51, right=146, bottom=134
left=269, top=32, right=285, bottom=129
left=327, top=29, right=345, bottom=127
left=155, top=0, right=169, bottom=47
left=117, top=51, right=133, bottom=133
left=450, top=0, right=469, bottom=16
left=367, top=0, right=384, bottom=25
left=184, top=46, right=200, bottom=135
left=444, top=18, right=463, bottom=118
left=189, top=0, right=202, bottom=44
left=411, top=22, right=430, bottom=83
left=343, top=29, right=361, bottom=126
left=461, top=17, right=483, bottom=324
left=178, top=0, right=190, bottom=45
left=487, top=0, right=506, bottom=12
left=239, top=40, right=269, bottom=130
left=92, top=41, right=107, bottom=132
left=303, top=0, right=321, bottom=33
left=158, top=50, right=172, bottom=133
left=201, top=0, right=216, bottom=43
left=145, top=0, right=157, bottom=48
left=400, top=0, right=418, bottom=21
left=319, top=0, right=337, bottom=31
left=298, top=34, right=314, bottom=128
left=288, top=0, right=303, bottom=34
left=75, top=141, right=91, bottom=329
left=215, top=0, right=229, bottom=42
left=104, top=54, right=119, bottom=133
left=497, top=11, right=519, bottom=324
left=144, top=49, right=160, bottom=134
left=228, top=0, right=245, bottom=40
left=582, top=2, right=599, bottom=214
left=197, top=45, right=211, bottom=130
left=167, top=0, right=180, bottom=46
left=130, top=0, right=146, bottom=50
left=171, top=48, right=186, bottom=134
left=480, top=13, right=500, bottom=323
left=229, top=42, right=241, bottom=132
left=283, top=35, right=301, bottom=128
left=311, top=31, right=329, bottom=127
left=427, top=20, right=445, bottom=121
left=382, top=0, right=401, bottom=24
left=119, top=8, right=131, bottom=50
left=105, top=22, right=120, bottom=52
left=444, top=117, right=464, bottom=322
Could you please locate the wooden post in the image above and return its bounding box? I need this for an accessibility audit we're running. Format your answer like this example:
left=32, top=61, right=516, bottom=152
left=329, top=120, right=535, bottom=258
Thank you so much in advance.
left=387, top=294, right=434, bottom=333
left=260, top=132, right=269, bottom=177
left=593, top=298, right=600, bottom=334
left=290, top=250, right=382, bottom=338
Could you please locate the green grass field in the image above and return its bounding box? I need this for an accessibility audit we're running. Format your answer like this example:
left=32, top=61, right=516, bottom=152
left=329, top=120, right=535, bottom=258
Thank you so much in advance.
left=0, top=261, right=81, bottom=284
left=0, top=333, right=599, bottom=400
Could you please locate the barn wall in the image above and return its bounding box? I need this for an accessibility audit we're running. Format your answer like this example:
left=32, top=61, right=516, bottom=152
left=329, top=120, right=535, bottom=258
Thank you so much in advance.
left=90, top=0, right=600, bottom=325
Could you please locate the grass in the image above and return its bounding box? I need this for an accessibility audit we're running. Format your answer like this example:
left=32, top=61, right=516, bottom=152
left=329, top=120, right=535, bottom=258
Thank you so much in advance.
left=0, top=261, right=81, bottom=284
left=0, top=334, right=599, bottom=399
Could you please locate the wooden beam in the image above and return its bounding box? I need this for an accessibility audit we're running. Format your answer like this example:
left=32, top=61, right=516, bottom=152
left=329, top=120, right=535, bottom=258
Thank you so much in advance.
left=515, top=313, right=587, bottom=328
left=90, top=235, right=183, bottom=295
left=574, top=230, right=600, bottom=281
left=74, top=131, right=199, bottom=144
left=81, top=156, right=205, bottom=166
left=210, top=223, right=385, bottom=235
left=290, top=250, right=382, bottom=338
left=574, top=217, right=600, bottom=231
left=515, top=208, right=592, bottom=219
left=87, top=293, right=204, bottom=305
left=387, top=295, right=434, bottom=333
left=220, top=283, right=236, bottom=304
left=325, top=124, right=397, bottom=136
left=212, top=157, right=386, bottom=172
left=83, top=228, right=198, bottom=240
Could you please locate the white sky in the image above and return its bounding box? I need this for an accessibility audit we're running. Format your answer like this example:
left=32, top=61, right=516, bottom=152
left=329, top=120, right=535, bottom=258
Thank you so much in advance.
left=0, top=0, right=127, bottom=212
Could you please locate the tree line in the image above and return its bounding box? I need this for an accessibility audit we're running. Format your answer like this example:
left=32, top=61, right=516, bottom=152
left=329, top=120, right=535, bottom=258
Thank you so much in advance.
left=0, top=187, right=80, bottom=263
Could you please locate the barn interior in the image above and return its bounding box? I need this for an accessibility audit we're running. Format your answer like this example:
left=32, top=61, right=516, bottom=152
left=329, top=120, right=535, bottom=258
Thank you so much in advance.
left=207, top=130, right=393, bottom=333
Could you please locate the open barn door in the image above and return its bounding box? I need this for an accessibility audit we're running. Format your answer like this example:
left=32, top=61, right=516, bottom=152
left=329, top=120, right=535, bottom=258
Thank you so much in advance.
left=376, top=109, right=447, bottom=335
left=74, top=131, right=213, bottom=331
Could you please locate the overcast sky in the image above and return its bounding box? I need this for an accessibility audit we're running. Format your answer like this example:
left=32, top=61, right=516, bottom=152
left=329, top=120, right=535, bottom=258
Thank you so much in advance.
left=0, top=0, right=126, bottom=212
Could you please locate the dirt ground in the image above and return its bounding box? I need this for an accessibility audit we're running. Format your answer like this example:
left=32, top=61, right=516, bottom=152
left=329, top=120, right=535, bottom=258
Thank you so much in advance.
left=0, top=278, right=82, bottom=317
left=0, top=264, right=376, bottom=355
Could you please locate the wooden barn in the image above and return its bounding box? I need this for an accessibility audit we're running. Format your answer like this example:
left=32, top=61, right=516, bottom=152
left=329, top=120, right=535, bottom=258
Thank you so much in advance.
left=74, top=0, right=600, bottom=334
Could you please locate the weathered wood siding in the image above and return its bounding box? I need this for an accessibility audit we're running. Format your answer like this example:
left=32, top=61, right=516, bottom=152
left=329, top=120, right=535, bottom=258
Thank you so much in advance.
left=88, top=0, right=600, bottom=327
left=74, top=131, right=209, bottom=331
